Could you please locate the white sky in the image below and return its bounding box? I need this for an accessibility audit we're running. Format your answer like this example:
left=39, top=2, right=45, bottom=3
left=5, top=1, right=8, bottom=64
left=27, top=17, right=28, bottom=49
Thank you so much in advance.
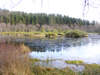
left=0, top=0, right=100, bottom=22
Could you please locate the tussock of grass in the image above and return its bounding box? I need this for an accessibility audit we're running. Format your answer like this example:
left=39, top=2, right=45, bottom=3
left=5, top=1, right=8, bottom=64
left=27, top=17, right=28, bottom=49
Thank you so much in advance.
left=45, top=32, right=57, bottom=39
left=65, top=60, right=84, bottom=64
left=65, top=30, right=88, bottom=38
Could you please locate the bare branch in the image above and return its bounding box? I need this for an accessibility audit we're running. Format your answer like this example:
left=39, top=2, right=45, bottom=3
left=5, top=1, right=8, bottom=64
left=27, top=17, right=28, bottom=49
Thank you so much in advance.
left=83, top=0, right=100, bottom=17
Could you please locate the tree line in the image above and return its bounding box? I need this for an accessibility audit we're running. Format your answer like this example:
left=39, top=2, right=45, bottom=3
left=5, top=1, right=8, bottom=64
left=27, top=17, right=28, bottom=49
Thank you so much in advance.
left=0, top=9, right=95, bottom=26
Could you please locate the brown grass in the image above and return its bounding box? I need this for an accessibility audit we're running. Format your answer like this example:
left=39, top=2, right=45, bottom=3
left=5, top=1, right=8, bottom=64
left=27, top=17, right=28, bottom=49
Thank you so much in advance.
left=0, top=43, right=34, bottom=75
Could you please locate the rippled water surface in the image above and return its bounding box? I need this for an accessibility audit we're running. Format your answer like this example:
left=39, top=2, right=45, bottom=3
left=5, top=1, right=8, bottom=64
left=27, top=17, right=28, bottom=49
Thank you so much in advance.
left=20, top=34, right=100, bottom=64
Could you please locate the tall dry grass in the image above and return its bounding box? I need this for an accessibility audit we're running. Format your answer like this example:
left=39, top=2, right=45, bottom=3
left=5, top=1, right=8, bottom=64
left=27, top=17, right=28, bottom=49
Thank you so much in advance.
left=0, top=43, right=34, bottom=75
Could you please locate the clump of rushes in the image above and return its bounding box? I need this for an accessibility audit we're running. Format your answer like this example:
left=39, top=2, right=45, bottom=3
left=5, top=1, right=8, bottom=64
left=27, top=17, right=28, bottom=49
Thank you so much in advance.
left=45, top=32, right=57, bottom=39
left=65, top=30, right=88, bottom=38
left=65, top=60, right=84, bottom=64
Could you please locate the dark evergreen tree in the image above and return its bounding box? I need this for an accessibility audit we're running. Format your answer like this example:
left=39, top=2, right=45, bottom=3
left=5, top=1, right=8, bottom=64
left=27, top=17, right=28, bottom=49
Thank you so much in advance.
left=0, top=9, right=94, bottom=26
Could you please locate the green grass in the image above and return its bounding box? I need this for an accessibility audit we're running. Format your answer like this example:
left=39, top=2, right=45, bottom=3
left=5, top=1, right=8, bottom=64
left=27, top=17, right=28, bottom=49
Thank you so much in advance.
left=65, top=60, right=84, bottom=64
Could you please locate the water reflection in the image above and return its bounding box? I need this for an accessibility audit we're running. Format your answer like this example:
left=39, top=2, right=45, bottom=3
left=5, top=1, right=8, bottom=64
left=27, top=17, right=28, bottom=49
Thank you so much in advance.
left=29, top=34, right=100, bottom=64
left=25, top=37, right=90, bottom=52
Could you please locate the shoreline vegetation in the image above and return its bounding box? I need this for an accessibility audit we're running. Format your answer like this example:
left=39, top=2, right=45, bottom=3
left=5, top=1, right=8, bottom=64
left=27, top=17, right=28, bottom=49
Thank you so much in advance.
left=0, top=29, right=88, bottom=39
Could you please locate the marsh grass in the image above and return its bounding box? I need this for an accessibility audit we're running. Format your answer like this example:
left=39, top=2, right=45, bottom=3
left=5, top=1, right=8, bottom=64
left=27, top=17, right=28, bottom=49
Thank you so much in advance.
left=65, top=30, right=88, bottom=38
left=0, top=43, right=34, bottom=75
left=32, top=65, right=79, bottom=75
left=0, top=29, right=88, bottom=39
left=0, top=32, right=45, bottom=38
left=31, top=63, right=100, bottom=75
left=65, top=60, right=84, bottom=64
left=82, top=64, right=100, bottom=75
left=45, top=32, right=57, bottom=39
left=29, top=58, right=100, bottom=75
left=0, top=43, right=100, bottom=75
left=0, top=42, right=99, bottom=75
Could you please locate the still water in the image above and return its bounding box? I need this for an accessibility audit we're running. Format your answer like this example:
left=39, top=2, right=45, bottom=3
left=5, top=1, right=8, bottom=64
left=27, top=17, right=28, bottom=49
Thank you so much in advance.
left=22, top=34, right=100, bottom=64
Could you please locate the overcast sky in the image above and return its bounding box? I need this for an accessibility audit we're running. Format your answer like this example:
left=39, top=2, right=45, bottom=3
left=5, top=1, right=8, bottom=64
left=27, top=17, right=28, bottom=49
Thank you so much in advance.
left=0, top=0, right=100, bottom=22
